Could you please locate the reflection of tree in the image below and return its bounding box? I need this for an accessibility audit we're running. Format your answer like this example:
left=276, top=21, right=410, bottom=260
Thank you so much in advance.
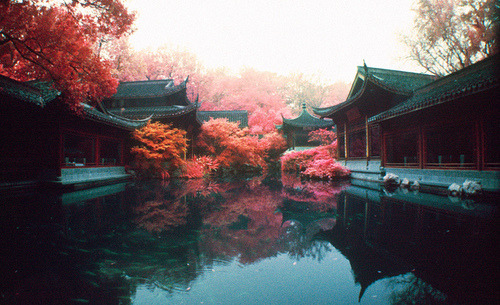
left=172, top=179, right=223, bottom=199
left=60, top=177, right=348, bottom=302
left=281, top=173, right=346, bottom=212
left=388, top=273, right=448, bottom=305
left=133, top=200, right=188, bottom=233
left=200, top=184, right=284, bottom=264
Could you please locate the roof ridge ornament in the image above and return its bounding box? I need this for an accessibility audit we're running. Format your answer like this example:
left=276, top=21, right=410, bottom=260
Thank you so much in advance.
left=363, top=60, right=369, bottom=76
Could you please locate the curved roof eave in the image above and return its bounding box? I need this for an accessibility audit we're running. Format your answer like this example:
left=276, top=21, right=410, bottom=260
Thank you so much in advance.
left=282, top=109, right=334, bottom=128
left=81, top=103, right=147, bottom=130
left=112, top=77, right=189, bottom=100
left=108, top=103, right=198, bottom=120
left=312, top=80, right=368, bottom=118
left=368, top=55, right=499, bottom=123
left=312, top=65, right=432, bottom=118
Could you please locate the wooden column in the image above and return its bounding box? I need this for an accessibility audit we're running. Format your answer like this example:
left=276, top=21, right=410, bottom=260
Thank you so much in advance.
left=365, top=115, right=370, bottom=159
left=476, top=120, right=482, bottom=170
left=95, top=137, right=100, bottom=166
left=419, top=126, right=424, bottom=169
left=119, top=139, right=125, bottom=165
left=344, top=123, right=348, bottom=159
left=58, top=127, right=64, bottom=175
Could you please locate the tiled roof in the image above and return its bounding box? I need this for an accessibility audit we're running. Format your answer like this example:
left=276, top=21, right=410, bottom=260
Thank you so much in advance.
left=0, top=75, right=148, bottom=130
left=313, top=65, right=435, bottom=117
left=369, top=55, right=499, bottom=123
left=108, top=103, right=198, bottom=120
left=283, top=103, right=334, bottom=128
left=111, top=78, right=188, bottom=99
left=363, top=66, right=436, bottom=93
left=197, top=110, right=249, bottom=127
left=0, top=75, right=60, bottom=106
left=82, top=103, right=148, bottom=130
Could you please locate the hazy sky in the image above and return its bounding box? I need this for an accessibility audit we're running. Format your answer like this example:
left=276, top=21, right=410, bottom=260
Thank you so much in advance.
left=127, top=0, right=421, bottom=83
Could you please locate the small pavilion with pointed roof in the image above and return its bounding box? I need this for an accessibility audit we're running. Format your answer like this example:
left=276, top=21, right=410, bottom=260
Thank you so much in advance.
left=280, top=103, right=334, bottom=149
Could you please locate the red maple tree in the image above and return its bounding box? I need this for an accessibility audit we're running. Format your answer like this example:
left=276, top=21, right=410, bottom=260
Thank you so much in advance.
left=131, top=121, right=188, bottom=179
left=196, top=118, right=287, bottom=174
left=0, top=0, right=135, bottom=110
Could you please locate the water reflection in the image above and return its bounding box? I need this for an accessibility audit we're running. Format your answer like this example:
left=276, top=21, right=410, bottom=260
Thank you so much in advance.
left=334, top=184, right=498, bottom=304
left=0, top=176, right=497, bottom=304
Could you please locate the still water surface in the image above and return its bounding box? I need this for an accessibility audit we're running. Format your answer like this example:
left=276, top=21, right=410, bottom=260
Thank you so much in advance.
left=0, top=175, right=498, bottom=304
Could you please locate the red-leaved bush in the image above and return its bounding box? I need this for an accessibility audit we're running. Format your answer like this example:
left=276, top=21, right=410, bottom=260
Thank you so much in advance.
left=131, top=121, right=187, bottom=179
left=196, top=118, right=287, bottom=174
left=178, top=156, right=219, bottom=179
left=280, top=142, right=349, bottom=180
left=308, top=128, right=336, bottom=146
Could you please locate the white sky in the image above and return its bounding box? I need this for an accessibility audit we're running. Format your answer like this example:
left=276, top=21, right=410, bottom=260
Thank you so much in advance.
left=126, top=0, right=422, bottom=83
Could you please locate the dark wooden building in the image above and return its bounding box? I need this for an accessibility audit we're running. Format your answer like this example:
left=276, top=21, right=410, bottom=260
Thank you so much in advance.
left=102, top=78, right=202, bottom=156
left=369, top=54, right=499, bottom=193
left=280, top=103, right=334, bottom=149
left=313, top=65, right=435, bottom=180
left=314, top=56, right=499, bottom=194
left=0, top=75, right=146, bottom=190
left=102, top=78, right=201, bottom=133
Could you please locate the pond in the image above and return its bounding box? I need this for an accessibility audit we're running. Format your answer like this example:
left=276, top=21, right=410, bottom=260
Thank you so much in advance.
left=0, top=175, right=498, bottom=305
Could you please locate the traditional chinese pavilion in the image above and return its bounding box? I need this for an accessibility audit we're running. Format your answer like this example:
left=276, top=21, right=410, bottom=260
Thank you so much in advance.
left=0, top=75, right=146, bottom=191
left=102, top=78, right=202, bottom=157
left=369, top=54, right=499, bottom=193
left=103, top=78, right=201, bottom=132
left=314, top=55, right=499, bottom=194
left=313, top=66, right=435, bottom=180
left=280, top=103, right=334, bottom=149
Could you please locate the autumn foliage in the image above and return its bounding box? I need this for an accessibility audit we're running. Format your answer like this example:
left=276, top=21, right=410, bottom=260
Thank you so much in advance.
left=281, top=130, right=349, bottom=180
left=196, top=118, right=287, bottom=175
left=131, top=121, right=187, bottom=179
left=130, top=119, right=287, bottom=179
left=0, top=0, right=135, bottom=110
left=199, top=69, right=349, bottom=135
left=177, top=156, right=218, bottom=179
left=404, top=0, right=498, bottom=75
left=109, top=41, right=350, bottom=135
left=308, top=128, right=337, bottom=146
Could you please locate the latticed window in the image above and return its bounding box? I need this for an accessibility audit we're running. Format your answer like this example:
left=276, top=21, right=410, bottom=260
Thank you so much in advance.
left=100, top=139, right=121, bottom=165
left=425, top=123, right=475, bottom=169
left=369, top=125, right=381, bottom=157
left=63, top=133, right=95, bottom=166
left=347, top=129, right=366, bottom=158
left=385, top=132, right=418, bottom=167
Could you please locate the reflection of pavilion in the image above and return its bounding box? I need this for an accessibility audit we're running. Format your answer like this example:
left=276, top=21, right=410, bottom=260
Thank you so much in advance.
left=327, top=225, right=409, bottom=301
left=326, top=185, right=498, bottom=303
